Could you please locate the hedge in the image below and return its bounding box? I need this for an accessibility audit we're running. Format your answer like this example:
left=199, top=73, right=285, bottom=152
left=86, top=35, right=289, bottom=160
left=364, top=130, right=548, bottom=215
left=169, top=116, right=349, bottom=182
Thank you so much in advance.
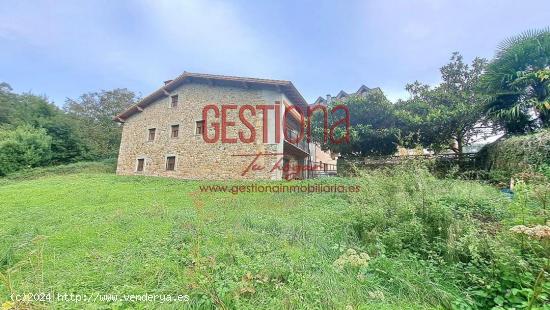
left=477, top=129, right=550, bottom=179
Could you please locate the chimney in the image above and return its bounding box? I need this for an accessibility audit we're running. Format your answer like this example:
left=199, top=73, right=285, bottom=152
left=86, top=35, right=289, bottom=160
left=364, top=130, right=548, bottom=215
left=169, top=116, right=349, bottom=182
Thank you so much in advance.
left=163, top=80, right=173, bottom=85
left=326, top=94, right=332, bottom=104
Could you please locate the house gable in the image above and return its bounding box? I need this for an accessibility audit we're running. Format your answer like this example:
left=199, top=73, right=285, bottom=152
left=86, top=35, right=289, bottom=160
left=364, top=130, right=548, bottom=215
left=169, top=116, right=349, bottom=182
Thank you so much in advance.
left=114, top=72, right=308, bottom=122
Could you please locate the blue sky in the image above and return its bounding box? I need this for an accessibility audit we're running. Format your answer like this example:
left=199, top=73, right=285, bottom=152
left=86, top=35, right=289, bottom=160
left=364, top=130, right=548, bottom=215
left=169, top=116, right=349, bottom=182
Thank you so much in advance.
left=1, top=0, right=549, bottom=106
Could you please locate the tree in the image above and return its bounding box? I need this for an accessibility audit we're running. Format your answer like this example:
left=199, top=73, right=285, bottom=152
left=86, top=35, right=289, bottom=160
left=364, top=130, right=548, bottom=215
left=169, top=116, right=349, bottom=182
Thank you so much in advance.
left=0, top=125, right=52, bottom=175
left=311, top=88, right=399, bottom=156
left=396, top=53, right=491, bottom=156
left=64, top=89, right=138, bottom=159
left=0, top=84, right=89, bottom=165
left=39, top=114, right=89, bottom=164
left=0, top=82, right=16, bottom=124
left=480, top=28, right=550, bottom=132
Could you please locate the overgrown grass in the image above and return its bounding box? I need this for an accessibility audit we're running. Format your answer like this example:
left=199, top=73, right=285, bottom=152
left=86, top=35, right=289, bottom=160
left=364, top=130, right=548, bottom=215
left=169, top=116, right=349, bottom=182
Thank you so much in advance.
left=349, top=165, right=549, bottom=309
left=0, top=159, right=116, bottom=184
left=0, top=163, right=548, bottom=309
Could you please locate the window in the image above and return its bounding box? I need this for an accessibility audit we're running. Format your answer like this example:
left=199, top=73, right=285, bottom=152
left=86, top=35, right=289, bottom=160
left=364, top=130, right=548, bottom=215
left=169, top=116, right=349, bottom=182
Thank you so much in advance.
left=195, top=120, right=205, bottom=135
left=171, top=95, right=178, bottom=108
left=171, top=125, right=179, bottom=138
left=136, top=158, right=144, bottom=172
left=166, top=156, right=176, bottom=171
left=148, top=128, right=156, bottom=141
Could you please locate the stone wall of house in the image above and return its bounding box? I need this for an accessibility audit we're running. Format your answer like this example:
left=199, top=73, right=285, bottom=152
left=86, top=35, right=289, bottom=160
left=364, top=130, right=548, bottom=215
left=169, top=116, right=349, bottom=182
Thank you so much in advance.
left=116, top=82, right=287, bottom=180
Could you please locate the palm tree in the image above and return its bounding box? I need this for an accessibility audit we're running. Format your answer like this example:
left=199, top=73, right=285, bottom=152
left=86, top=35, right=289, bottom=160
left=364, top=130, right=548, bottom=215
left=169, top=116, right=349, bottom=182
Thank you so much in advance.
left=481, top=28, right=550, bottom=132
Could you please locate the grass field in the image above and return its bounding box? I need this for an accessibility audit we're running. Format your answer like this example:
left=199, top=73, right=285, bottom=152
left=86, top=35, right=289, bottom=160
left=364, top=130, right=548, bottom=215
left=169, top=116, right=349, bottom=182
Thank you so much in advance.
left=0, top=171, right=403, bottom=309
left=0, top=164, right=548, bottom=309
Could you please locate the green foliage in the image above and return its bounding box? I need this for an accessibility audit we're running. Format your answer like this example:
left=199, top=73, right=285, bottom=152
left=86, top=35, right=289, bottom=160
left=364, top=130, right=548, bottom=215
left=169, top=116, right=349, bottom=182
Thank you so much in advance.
left=0, top=84, right=89, bottom=172
left=349, top=163, right=549, bottom=309
left=538, top=163, right=550, bottom=180
left=0, top=159, right=116, bottom=184
left=64, top=89, right=138, bottom=159
left=0, top=83, right=16, bottom=124
left=0, top=126, right=52, bottom=176
left=316, top=53, right=494, bottom=156
left=311, top=88, right=399, bottom=156
left=396, top=53, right=490, bottom=154
left=481, top=28, right=550, bottom=132
left=477, top=129, right=550, bottom=180
left=38, top=114, right=89, bottom=164
left=0, top=84, right=136, bottom=175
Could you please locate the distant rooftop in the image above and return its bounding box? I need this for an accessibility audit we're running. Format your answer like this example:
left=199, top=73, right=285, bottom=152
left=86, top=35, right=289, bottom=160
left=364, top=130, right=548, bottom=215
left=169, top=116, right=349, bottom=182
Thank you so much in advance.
left=312, top=85, right=381, bottom=105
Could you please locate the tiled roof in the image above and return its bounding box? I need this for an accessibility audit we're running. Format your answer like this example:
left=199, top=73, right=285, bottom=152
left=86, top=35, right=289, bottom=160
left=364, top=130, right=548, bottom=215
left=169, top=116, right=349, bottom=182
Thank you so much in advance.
left=114, top=72, right=308, bottom=122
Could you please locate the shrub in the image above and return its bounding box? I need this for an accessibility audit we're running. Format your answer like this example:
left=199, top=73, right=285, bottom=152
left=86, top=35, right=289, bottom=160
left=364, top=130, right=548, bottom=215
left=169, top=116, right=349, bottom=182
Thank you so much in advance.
left=0, top=125, right=52, bottom=176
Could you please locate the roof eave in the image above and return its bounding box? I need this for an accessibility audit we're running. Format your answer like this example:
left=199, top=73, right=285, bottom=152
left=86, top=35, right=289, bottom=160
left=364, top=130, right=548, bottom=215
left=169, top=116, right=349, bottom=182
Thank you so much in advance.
left=113, top=72, right=308, bottom=121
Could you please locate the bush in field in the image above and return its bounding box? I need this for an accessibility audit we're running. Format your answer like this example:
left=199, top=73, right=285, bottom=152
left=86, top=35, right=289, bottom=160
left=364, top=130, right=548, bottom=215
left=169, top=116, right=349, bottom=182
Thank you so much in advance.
left=348, top=163, right=549, bottom=308
left=477, top=129, right=550, bottom=182
left=0, top=126, right=52, bottom=176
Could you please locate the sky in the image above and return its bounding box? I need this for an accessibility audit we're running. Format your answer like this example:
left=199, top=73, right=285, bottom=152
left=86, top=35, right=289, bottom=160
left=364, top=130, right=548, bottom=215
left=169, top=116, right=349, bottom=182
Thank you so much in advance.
left=1, top=0, right=549, bottom=106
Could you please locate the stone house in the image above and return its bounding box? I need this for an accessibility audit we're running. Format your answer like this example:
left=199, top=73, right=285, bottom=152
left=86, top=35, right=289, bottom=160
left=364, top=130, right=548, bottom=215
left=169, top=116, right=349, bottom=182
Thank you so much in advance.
left=114, top=72, right=330, bottom=180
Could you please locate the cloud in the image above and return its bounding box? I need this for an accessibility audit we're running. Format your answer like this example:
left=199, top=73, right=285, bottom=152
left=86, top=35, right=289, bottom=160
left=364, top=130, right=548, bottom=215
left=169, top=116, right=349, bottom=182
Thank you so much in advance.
left=0, top=1, right=60, bottom=45
left=138, top=0, right=289, bottom=78
left=0, top=2, right=141, bottom=76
